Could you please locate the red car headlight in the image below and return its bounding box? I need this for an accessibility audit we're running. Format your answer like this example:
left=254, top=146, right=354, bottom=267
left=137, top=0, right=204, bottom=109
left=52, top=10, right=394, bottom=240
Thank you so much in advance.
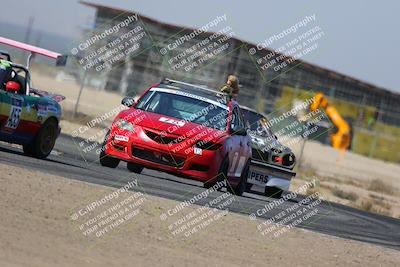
left=114, top=119, right=135, bottom=132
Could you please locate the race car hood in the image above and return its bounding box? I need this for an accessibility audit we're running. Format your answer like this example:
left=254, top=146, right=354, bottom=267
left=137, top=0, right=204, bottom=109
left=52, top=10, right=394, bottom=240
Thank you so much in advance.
left=119, top=108, right=228, bottom=141
left=30, top=88, right=65, bottom=103
left=249, top=132, right=292, bottom=153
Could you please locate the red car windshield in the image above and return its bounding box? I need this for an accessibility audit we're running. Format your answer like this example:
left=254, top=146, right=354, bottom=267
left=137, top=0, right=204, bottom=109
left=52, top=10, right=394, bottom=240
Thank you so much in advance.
left=136, top=90, right=228, bottom=131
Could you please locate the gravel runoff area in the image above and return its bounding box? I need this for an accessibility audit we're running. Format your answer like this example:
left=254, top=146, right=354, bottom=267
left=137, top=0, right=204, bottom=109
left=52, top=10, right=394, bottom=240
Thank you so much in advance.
left=0, top=162, right=399, bottom=267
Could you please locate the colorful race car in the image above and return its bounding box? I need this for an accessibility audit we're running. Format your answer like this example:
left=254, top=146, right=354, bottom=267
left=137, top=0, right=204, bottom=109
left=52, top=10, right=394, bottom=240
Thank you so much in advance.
left=241, top=106, right=296, bottom=198
left=100, top=78, right=252, bottom=195
left=0, top=37, right=67, bottom=158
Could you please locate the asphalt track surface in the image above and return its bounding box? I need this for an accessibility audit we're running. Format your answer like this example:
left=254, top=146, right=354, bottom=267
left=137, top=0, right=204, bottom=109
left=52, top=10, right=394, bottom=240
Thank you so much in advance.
left=1, top=134, right=399, bottom=250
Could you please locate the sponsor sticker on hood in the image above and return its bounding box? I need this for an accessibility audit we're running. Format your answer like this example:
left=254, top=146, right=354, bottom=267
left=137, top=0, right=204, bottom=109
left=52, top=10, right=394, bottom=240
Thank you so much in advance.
left=159, top=117, right=186, bottom=127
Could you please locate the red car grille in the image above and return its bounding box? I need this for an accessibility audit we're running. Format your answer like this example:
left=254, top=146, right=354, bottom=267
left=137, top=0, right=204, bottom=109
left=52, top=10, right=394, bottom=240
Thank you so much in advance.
left=132, top=147, right=185, bottom=168
left=144, top=129, right=182, bottom=145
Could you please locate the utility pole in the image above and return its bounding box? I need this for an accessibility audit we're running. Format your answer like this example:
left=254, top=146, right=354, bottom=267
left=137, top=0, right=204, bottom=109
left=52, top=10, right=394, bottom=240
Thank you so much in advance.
left=24, top=17, right=34, bottom=44
left=369, top=99, right=384, bottom=158
left=21, top=17, right=34, bottom=61
left=73, top=69, right=88, bottom=118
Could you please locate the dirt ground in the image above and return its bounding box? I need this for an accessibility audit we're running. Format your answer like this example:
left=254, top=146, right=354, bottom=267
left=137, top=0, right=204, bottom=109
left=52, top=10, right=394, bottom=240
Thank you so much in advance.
left=0, top=163, right=399, bottom=267
left=288, top=140, right=400, bottom=218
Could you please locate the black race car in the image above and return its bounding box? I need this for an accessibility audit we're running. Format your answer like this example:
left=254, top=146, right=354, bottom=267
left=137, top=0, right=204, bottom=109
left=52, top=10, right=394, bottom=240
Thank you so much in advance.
left=241, top=106, right=296, bottom=198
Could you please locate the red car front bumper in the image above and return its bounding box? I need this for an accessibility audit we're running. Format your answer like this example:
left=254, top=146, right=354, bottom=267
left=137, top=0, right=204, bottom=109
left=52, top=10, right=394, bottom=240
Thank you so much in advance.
left=104, top=126, right=224, bottom=183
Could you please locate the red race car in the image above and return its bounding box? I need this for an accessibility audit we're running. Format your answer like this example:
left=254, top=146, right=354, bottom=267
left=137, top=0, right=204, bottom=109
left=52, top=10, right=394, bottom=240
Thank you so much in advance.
left=100, top=78, right=252, bottom=195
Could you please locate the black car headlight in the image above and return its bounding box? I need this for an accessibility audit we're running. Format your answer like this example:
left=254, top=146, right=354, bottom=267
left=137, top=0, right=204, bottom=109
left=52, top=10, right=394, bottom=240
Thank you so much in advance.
left=271, top=147, right=283, bottom=154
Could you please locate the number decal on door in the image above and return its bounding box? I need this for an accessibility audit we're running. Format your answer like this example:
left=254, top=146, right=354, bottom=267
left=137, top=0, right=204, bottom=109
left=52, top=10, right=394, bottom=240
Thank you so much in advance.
left=229, top=152, right=246, bottom=177
left=234, top=156, right=246, bottom=177
left=5, top=105, right=22, bottom=129
left=229, top=152, right=239, bottom=174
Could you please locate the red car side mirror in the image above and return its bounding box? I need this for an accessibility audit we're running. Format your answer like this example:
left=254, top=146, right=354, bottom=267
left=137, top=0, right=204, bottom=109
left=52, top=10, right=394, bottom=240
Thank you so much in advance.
left=121, top=96, right=136, bottom=107
left=5, top=81, right=21, bottom=92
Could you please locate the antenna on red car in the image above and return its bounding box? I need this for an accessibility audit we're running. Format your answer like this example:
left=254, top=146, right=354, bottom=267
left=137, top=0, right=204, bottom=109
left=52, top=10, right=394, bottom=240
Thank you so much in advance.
left=0, top=36, right=67, bottom=69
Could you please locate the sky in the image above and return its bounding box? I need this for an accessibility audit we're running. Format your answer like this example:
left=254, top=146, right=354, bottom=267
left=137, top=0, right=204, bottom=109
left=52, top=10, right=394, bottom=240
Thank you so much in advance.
left=1, top=0, right=399, bottom=92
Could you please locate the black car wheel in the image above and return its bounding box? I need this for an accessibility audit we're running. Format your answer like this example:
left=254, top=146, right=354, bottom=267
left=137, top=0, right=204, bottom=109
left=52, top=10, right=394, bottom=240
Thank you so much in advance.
left=23, top=118, right=58, bottom=159
left=99, top=130, right=120, bottom=168
left=127, top=162, right=143, bottom=173
left=264, top=186, right=283, bottom=198
left=204, top=156, right=228, bottom=189
left=227, top=160, right=249, bottom=196
left=245, top=183, right=253, bottom=192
